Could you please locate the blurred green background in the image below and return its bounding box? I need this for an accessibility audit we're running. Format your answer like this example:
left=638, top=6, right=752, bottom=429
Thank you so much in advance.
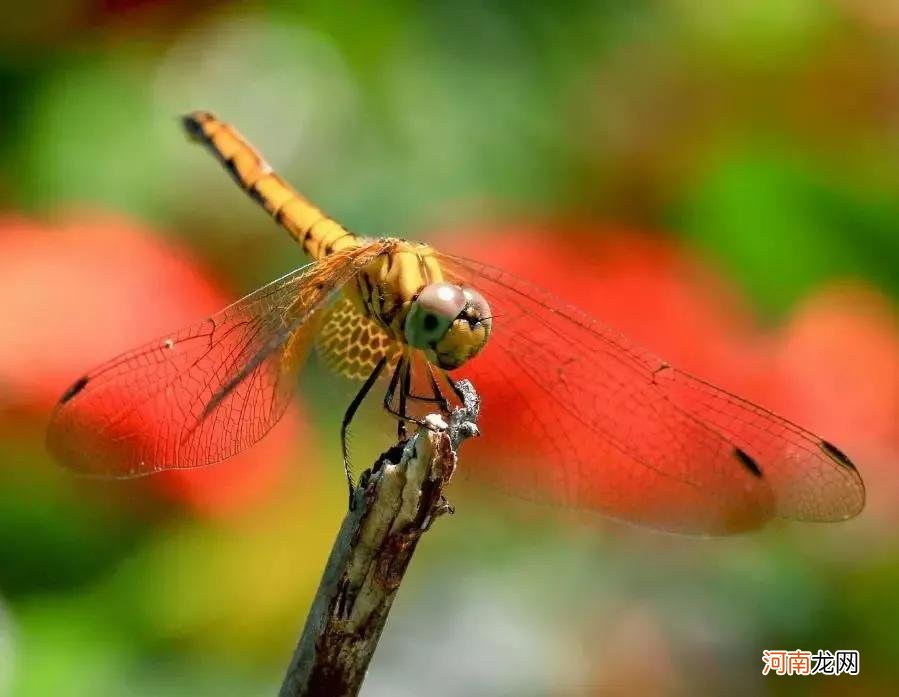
left=0, top=2, right=897, bottom=695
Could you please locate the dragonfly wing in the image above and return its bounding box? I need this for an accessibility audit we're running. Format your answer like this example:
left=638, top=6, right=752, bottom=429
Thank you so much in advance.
left=438, top=253, right=865, bottom=533
left=48, top=243, right=386, bottom=477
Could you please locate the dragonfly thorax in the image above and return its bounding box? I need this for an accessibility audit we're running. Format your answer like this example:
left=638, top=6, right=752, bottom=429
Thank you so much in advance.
left=351, top=241, right=492, bottom=370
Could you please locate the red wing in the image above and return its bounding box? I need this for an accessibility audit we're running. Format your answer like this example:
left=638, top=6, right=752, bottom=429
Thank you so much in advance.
left=438, top=253, right=865, bottom=534
left=47, top=244, right=385, bottom=477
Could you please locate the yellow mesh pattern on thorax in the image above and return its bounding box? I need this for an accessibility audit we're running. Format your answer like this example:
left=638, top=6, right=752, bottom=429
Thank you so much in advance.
left=315, top=295, right=403, bottom=380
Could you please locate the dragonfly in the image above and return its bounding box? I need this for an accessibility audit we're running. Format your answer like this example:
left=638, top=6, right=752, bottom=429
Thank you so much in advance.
left=46, top=111, right=865, bottom=534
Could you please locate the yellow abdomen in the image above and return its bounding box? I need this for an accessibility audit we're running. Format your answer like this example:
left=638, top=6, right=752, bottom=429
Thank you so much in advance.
left=184, top=111, right=445, bottom=346
left=183, top=111, right=362, bottom=261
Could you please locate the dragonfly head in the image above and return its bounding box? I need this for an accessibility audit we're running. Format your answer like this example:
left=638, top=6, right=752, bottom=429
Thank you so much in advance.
left=405, top=282, right=492, bottom=370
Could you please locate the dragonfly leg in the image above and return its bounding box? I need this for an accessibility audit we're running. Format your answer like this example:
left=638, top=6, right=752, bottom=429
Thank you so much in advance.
left=402, top=364, right=448, bottom=409
left=404, top=363, right=450, bottom=412
left=426, top=363, right=451, bottom=412
left=382, top=356, right=428, bottom=434
left=382, top=357, right=407, bottom=440
left=342, top=355, right=388, bottom=509
left=443, top=371, right=467, bottom=404
left=397, top=359, right=410, bottom=441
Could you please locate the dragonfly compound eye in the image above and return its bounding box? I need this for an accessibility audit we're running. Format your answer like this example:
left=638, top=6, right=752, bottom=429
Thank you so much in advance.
left=406, top=283, right=493, bottom=370
left=462, top=287, right=492, bottom=333
left=405, top=283, right=465, bottom=349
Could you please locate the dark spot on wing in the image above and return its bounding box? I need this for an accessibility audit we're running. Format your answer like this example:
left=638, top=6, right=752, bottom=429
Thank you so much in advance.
left=820, top=440, right=858, bottom=472
left=733, top=447, right=763, bottom=478
left=59, top=375, right=89, bottom=404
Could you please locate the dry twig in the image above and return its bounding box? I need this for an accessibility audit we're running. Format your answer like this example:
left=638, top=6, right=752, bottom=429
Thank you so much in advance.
left=279, top=380, right=480, bottom=697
